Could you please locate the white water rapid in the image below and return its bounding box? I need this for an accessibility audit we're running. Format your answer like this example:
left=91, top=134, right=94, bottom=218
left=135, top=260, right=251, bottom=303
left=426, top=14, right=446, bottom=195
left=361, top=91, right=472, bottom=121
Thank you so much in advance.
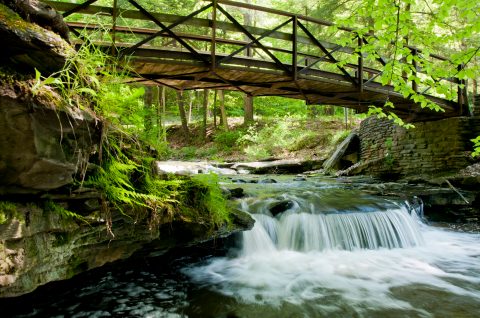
left=185, top=180, right=480, bottom=317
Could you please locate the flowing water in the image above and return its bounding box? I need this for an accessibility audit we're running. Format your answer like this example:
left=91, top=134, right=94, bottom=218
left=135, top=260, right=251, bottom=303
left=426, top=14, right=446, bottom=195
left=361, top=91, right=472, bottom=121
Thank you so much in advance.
left=3, top=177, right=480, bottom=317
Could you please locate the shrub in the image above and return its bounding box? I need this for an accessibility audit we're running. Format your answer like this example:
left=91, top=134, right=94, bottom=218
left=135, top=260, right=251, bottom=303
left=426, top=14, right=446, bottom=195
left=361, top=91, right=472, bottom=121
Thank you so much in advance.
left=213, top=130, right=243, bottom=150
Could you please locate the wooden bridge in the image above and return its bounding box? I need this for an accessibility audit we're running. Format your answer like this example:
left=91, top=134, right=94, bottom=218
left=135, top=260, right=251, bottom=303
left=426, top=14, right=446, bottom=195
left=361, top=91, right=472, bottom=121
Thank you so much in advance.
left=47, top=0, right=469, bottom=121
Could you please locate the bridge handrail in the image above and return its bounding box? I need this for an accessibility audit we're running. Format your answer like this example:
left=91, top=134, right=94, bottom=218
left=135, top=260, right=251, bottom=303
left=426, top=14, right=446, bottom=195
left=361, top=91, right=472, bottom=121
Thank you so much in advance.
left=45, top=0, right=467, bottom=111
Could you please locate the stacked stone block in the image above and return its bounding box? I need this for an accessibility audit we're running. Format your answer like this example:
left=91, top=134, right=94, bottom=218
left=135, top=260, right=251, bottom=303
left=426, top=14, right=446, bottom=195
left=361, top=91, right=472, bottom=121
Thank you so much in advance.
left=357, top=116, right=480, bottom=176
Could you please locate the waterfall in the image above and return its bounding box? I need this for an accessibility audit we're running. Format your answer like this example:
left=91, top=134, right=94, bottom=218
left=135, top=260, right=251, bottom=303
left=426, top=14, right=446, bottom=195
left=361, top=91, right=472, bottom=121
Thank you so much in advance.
left=242, top=198, right=424, bottom=254
left=183, top=181, right=480, bottom=316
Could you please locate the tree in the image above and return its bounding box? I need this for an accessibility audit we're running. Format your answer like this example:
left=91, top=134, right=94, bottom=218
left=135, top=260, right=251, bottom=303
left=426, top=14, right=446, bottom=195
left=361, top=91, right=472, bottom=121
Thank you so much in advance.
left=176, top=91, right=190, bottom=138
left=243, top=0, right=255, bottom=124
left=218, top=90, right=229, bottom=131
left=202, top=89, right=209, bottom=140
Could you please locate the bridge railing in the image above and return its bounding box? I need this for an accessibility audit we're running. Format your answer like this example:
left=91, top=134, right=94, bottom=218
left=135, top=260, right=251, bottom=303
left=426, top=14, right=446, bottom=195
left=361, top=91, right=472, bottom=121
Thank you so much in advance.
left=46, top=0, right=467, bottom=112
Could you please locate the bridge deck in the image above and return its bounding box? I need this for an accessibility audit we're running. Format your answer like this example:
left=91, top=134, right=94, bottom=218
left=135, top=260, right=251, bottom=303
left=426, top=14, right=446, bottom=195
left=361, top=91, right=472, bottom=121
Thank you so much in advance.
left=47, top=0, right=468, bottom=122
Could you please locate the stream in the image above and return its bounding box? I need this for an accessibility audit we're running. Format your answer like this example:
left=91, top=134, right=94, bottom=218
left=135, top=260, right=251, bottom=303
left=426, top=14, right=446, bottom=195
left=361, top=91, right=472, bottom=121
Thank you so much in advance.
left=3, top=176, right=480, bottom=317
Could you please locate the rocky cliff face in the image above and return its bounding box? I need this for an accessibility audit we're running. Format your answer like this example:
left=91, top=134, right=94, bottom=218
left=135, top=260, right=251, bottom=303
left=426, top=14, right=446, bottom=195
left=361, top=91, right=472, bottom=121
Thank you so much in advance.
left=0, top=199, right=252, bottom=298
left=0, top=2, right=253, bottom=298
left=0, top=83, right=99, bottom=193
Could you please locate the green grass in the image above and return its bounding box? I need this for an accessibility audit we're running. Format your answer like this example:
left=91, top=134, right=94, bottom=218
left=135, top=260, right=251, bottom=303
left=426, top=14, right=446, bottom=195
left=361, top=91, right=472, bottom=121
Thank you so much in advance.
left=0, top=201, right=17, bottom=225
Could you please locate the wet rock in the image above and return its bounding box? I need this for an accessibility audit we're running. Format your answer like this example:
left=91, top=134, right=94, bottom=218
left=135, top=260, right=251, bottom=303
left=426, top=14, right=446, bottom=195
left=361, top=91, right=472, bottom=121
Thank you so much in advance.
left=259, top=178, right=277, bottom=184
left=269, top=200, right=294, bottom=216
left=229, top=188, right=245, bottom=198
left=221, top=187, right=245, bottom=199
left=293, top=177, right=307, bottom=181
left=229, top=209, right=255, bottom=229
left=231, top=159, right=325, bottom=174
left=232, top=179, right=247, bottom=183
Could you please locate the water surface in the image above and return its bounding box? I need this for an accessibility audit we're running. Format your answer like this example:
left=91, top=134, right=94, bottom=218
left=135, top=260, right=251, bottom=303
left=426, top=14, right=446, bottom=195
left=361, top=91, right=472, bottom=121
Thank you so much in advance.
left=3, top=176, right=479, bottom=317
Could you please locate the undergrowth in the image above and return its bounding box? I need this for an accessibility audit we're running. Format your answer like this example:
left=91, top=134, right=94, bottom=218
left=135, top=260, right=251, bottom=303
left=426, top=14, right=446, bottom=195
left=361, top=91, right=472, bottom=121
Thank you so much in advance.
left=32, top=29, right=231, bottom=235
left=237, top=119, right=340, bottom=160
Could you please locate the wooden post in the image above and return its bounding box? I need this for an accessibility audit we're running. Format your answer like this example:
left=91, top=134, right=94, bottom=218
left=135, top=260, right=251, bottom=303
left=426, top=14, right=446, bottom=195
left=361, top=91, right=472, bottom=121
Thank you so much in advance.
left=357, top=35, right=364, bottom=93
left=188, top=92, right=193, bottom=124
left=211, top=0, right=217, bottom=69
left=292, top=16, right=298, bottom=81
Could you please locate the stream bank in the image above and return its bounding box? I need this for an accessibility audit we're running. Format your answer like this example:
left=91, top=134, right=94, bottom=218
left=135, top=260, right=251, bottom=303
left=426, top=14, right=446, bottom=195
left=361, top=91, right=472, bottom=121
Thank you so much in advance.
left=0, top=4, right=253, bottom=298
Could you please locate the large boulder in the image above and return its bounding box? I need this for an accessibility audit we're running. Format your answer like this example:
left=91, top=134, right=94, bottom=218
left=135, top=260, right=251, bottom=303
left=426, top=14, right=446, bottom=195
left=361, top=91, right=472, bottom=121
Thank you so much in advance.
left=0, top=2, right=73, bottom=74
left=0, top=83, right=99, bottom=193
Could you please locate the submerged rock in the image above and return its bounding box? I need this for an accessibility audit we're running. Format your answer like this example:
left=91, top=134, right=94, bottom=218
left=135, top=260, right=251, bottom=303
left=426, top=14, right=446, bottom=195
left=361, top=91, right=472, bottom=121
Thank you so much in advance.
left=259, top=178, right=277, bottom=184
left=229, top=188, right=245, bottom=199
left=269, top=200, right=294, bottom=216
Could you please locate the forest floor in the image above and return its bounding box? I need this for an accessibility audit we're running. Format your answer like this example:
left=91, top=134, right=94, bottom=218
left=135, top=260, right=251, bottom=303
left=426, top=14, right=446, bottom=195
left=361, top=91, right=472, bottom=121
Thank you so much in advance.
left=166, top=116, right=361, bottom=163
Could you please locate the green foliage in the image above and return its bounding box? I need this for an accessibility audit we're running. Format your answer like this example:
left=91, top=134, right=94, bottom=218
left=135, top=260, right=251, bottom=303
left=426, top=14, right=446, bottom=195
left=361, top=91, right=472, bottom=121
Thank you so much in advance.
left=186, top=173, right=230, bottom=227
left=0, top=201, right=17, bottom=225
left=213, top=130, right=244, bottom=150
left=44, top=201, right=87, bottom=222
left=29, top=28, right=230, bottom=232
left=368, top=105, right=415, bottom=129
left=176, top=146, right=198, bottom=160
left=86, top=134, right=231, bottom=230
left=33, top=30, right=168, bottom=154
left=238, top=119, right=322, bottom=159
left=255, top=96, right=307, bottom=118
left=472, top=136, right=480, bottom=158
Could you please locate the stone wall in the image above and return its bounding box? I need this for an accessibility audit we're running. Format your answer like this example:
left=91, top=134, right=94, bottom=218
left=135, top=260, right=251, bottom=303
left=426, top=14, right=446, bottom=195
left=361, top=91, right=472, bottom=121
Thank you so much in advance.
left=352, top=116, right=480, bottom=177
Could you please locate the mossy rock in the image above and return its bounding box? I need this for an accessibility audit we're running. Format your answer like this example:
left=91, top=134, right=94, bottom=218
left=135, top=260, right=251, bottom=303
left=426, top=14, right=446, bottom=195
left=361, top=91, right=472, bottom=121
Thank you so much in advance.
left=0, top=3, right=73, bottom=74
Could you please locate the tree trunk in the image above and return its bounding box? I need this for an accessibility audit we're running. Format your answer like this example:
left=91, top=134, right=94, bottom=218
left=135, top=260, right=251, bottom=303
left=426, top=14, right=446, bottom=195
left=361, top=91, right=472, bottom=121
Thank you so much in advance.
left=176, top=90, right=190, bottom=138
left=156, top=86, right=165, bottom=143
left=244, top=95, right=254, bottom=124
left=219, top=90, right=229, bottom=131
left=188, top=92, right=193, bottom=124
left=202, top=89, right=209, bottom=140
left=243, top=0, right=254, bottom=125
left=144, top=86, right=153, bottom=136
left=213, top=90, right=218, bottom=128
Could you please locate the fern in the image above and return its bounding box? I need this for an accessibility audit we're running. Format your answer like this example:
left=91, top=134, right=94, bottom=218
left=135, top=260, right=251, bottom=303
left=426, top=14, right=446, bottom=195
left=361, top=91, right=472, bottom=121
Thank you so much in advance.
left=44, top=201, right=87, bottom=223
